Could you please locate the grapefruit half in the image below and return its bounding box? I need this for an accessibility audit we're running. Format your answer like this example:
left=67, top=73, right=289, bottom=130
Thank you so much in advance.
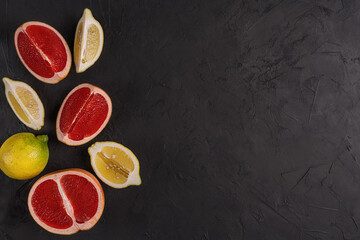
left=56, top=83, right=112, bottom=146
left=15, top=21, right=71, bottom=84
left=28, top=169, right=105, bottom=235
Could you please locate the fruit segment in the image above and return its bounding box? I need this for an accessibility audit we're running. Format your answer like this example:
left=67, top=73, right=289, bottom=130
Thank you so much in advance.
left=56, top=83, right=112, bottom=146
left=3, top=77, right=45, bottom=130
left=26, top=25, right=68, bottom=72
left=89, top=141, right=141, bottom=189
left=28, top=169, right=105, bottom=235
left=17, top=31, right=55, bottom=78
left=68, top=93, right=109, bottom=140
left=15, top=21, right=71, bottom=84
left=31, top=180, right=73, bottom=229
left=60, top=175, right=99, bottom=223
left=95, top=146, right=135, bottom=184
left=16, top=87, right=40, bottom=120
left=74, top=8, right=104, bottom=73
left=59, top=90, right=109, bottom=141
left=59, top=87, right=91, bottom=134
left=8, top=91, right=31, bottom=124
left=84, top=24, right=101, bottom=63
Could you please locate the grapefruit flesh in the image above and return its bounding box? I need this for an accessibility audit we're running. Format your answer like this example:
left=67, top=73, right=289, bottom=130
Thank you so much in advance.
left=56, top=84, right=112, bottom=146
left=60, top=175, right=99, bottom=224
left=31, top=180, right=73, bottom=229
left=15, top=22, right=71, bottom=84
left=28, top=169, right=104, bottom=235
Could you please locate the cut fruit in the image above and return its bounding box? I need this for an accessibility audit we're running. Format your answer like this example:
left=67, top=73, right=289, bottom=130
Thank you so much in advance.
left=88, top=141, right=141, bottom=189
left=74, top=8, right=104, bottom=73
left=28, top=169, right=105, bottom=235
left=14, top=21, right=71, bottom=84
left=3, top=77, right=44, bottom=130
left=56, top=83, right=112, bottom=146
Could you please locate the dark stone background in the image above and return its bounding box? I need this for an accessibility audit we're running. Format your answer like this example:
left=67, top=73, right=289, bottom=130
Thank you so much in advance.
left=1, top=0, right=360, bottom=239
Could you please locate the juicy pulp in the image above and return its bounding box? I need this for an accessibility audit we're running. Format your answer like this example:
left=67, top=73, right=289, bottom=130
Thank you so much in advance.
left=16, top=86, right=40, bottom=120
left=30, top=174, right=99, bottom=229
left=17, top=25, right=68, bottom=78
left=61, top=175, right=99, bottom=224
left=59, top=87, right=109, bottom=141
left=95, top=146, right=135, bottom=184
left=31, top=180, right=73, bottom=229
left=8, top=91, right=31, bottom=124
left=84, top=24, right=100, bottom=63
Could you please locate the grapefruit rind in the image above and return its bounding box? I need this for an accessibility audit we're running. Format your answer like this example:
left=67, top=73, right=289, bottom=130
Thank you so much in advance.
left=2, top=77, right=44, bottom=130
left=88, top=141, right=141, bottom=189
left=28, top=169, right=105, bottom=235
left=14, top=21, right=71, bottom=84
left=74, top=8, right=104, bottom=73
left=56, top=83, right=112, bottom=146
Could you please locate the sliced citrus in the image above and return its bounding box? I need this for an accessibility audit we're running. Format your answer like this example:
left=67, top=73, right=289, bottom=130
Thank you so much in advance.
left=28, top=169, right=105, bottom=235
left=56, top=83, right=112, bottom=146
left=74, top=8, right=104, bottom=73
left=88, top=141, right=141, bottom=188
left=14, top=21, right=71, bottom=84
left=3, top=77, right=45, bottom=130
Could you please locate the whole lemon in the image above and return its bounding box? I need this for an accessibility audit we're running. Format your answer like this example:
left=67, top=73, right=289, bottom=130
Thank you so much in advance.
left=0, top=133, right=49, bottom=180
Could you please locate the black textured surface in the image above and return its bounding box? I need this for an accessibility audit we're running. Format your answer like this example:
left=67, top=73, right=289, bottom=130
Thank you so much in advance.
left=1, top=0, right=360, bottom=239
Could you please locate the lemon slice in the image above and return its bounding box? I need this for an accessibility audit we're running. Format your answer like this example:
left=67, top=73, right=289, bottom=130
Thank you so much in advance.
left=88, top=141, right=141, bottom=188
left=74, top=8, right=104, bottom=73
left=3, top=77, right=44, bottom=130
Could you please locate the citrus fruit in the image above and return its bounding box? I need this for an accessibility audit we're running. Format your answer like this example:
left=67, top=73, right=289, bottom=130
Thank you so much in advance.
left=56, top=83, right=112, bottom=146
left=3, top=77, right=45, bottom=130
left=0, top=133, right=49, bottom=180
left=74, top=8, right=104, bottom=73
left=14, top=21, right=71, bottom=84
left=28, top=169, right=104, bottom=235
left=88, top=141, right=141, bottom=188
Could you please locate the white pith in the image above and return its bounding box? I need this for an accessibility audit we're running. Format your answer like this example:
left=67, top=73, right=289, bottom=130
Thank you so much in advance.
left=88, top=141, right=141, bottom=189
left=28, top=169, right=104, bottom=235
left=56, top=83, right=112, bottom=146
left=14, top=21, right=71, bottom=84
left=2, top=77, right=44, bottom=130
left=75, top=8, right=104, bottom=73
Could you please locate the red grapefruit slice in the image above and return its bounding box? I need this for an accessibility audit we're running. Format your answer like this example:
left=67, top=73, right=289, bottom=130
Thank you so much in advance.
left=28, top=169, right=105, bottom=235
left=15, top=21, right=71, bottom=84
left=56, top=83, right=112, bottom=146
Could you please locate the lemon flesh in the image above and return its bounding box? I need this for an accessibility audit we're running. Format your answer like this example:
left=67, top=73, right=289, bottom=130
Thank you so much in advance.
left=3, top=77, right=44, bottom=130
left=84, top=24, right=100, bottom=63
left=95, top=146, right=135, bottom=184
left=8, top=91, right=31, bottom=124
left=74, top=8, right=104, bottom=73
left=0, top=133, right=49, bottom=180
left=89, top=142, right=141, bottom=188
left=16, top=87, right=40, bottom=120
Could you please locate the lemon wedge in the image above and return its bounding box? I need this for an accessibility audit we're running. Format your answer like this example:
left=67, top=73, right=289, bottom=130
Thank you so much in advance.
left=74, top=8, right=104, bottom=73
left=88, top=141, right=141, bottom=188
left=3, top=77, right=45, bottom=130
